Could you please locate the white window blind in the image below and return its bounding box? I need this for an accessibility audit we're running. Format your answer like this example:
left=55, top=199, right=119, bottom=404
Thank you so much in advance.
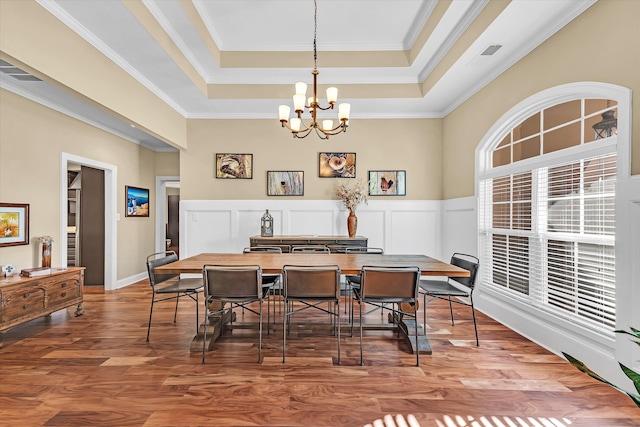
left=542, top=153, right=617, bottom=330
left=479, top=152, right=617, bottom=334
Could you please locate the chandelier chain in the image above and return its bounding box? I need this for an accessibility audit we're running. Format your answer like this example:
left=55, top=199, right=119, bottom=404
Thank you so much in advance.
left=313, top=0, right=318, bottom=70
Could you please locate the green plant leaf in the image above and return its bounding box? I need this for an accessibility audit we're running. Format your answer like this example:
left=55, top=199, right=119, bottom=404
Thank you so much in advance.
left=619, top=362, right=640, bottom=396
left=615, top=328, right=640, bottom=349
left=564, top=327, right=640, bottom=409
left=615, top=328, right=640, bottom=339
left=563, top=352, right=622, bottom=390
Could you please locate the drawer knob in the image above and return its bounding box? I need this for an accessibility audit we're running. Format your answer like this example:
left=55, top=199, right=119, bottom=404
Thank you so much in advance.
left=24, top=292, right=30, bottom=298
left=23, top=304, right=29, bottom=310
left=61, top=292, right=67, bottom=298
left=61, top=283, right=68, bottom=288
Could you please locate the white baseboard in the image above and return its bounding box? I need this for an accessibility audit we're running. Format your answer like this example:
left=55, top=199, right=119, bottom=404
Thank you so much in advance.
left=114, top=271, right=147, bottom=290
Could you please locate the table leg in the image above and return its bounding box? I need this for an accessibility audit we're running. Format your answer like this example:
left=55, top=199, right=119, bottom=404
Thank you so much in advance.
left=189, top=306, right=234, bottom=352
left=393, top=302, right=432, bottom=355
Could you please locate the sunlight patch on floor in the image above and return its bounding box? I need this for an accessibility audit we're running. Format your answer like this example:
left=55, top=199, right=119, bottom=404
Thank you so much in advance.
left=363, top=414, right=573, bottom=427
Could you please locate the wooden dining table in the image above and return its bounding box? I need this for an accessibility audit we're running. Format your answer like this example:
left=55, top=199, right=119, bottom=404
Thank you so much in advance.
left=156, top=252, right=469, bottom=277
left=156, top=252, right=469, bottom=355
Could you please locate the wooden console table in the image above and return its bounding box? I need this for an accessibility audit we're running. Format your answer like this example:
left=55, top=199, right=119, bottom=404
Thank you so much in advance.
left=0, top=267, right=84, bottom=333
left=249, top=235, right=367, bottom=252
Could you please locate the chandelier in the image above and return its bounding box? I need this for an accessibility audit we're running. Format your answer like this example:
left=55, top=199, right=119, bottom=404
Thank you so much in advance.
left=278, top=0, right=350, bottom=139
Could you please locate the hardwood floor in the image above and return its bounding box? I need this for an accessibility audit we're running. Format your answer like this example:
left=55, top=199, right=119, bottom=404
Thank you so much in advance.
left=1, top=280, right=638, bottom=426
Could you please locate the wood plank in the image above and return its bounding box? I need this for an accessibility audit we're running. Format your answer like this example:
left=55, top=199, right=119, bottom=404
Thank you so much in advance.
left=0, top=280, right=638, bottom=426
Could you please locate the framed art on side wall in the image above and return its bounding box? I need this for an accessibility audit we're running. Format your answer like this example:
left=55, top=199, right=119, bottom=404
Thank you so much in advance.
left=267, top=171, right=304, bottom=196
left=368, top=170, right=406, bottom=196
left=0, top=203, right=30, bottom=247
left=319, top=152, right=356, bottom=178
left=216, top=153, right=253, bottom=179
left=126, top=186, right=150, bottom=217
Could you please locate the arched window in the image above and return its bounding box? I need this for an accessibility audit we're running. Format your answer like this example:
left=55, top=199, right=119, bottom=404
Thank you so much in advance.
left=477, top=83, right=627, bottom=337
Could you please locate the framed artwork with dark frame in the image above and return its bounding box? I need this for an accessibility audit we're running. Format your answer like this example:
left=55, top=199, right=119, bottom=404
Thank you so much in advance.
left=368, top=170, right=406, bottom=196
left=125, top=186, right=150, bottom=217
left=0, top=203, right=30, bottom=247
left=267, top=171, right=304, bottom=196
left=318, top=152, right=356, bottom=178
left=216, top=153, right=253, bottom=179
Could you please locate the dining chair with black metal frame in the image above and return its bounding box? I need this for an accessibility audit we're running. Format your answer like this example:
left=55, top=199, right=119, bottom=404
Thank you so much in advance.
left=145, top=251, right=203, bottom=342
left=419, top=253, right=480, bottom=346
left=243, top=246, right=283, bottom=324
left=282, top=264, right=342, bottom=364
left=201, top=264, right=267, bottom=363
left=352, top=265, right=421, bottom=366
left=344, top=247, right=384, bottom=324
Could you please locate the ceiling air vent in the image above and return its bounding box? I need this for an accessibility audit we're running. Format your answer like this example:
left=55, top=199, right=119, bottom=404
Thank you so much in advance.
left=481, top=44, right=503, bottom=56
left=0, top=60, right=42, bottom=82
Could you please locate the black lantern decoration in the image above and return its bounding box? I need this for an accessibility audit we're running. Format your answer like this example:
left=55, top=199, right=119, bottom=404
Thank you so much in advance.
left=261, top=209, right=273, bottom=237
left=593, top=102, right=618, bottom=140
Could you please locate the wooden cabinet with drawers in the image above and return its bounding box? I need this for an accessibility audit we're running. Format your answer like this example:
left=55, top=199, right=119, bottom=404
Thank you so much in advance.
left=0, top=267, right=84, bottom=332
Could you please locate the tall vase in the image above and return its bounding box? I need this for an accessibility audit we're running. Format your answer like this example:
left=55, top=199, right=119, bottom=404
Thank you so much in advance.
left=347, top=210, right=358, bottom=238
left=41, top=239, right=52, bottom=268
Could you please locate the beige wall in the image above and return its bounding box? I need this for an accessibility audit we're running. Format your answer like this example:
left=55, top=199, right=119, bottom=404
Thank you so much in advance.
left=0, top=90, right=158, bottom=280
left=180, top=118, right=442, bottom=201
left=0, top=0, right=188, bottom=150
left=155, top=152, right=180, bottom=177
left=442, top=0, right=640, bottom=199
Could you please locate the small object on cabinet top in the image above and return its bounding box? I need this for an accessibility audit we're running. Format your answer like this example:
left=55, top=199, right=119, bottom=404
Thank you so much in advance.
left=2, top=264, right=16, bottom=276
left=20, top=267, right=52, bottom=277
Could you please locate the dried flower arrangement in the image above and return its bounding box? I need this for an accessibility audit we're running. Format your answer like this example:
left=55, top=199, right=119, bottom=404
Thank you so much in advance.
left=39, top=236, right=53, bottom=244
left=336, top=179, right=368, bottom=213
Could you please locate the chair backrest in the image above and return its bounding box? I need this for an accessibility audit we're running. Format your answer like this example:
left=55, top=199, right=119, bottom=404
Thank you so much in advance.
left=202, top=264, right=262, bottom=299
left=282, top=265, right=341, bottom=299
left=359, top=266, right=420, bottom=300
left=291, top=245, right=330, bottom=253
left=146, top=251, right=179, bottom=287
left=265, top=244, right=291, bottom=253
left=243, top=246, right=282, bottom=253
left=344, top=247, right=384, bottom=254
left=449, top=253, right=480, bottom=289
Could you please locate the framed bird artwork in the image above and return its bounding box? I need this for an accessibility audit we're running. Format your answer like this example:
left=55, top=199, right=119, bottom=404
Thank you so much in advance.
left=368, top=170, right=406, bottom=196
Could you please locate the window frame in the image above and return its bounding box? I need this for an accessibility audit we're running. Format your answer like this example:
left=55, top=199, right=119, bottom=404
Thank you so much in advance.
left=475, top=82, right=631, bottom=350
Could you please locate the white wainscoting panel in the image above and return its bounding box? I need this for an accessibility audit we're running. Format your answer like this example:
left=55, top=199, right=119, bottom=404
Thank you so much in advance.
left=355, top=209, right=386, bottom=249
left=289, top=209, right=336, bottom=235
left=390, top=210, right=439, bottom=256
left=180, top=200, right=443, bottom=258
left=441, top=197, right=478, bottom=260
left=185, top=210, right=233, bottom=255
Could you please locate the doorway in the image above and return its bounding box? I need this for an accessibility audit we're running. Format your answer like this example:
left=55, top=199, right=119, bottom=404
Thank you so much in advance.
left=167, top=191, right=180, bottom=256
left=60, top=153, right=117, bottom=290
left=155, top=176, right=180, bottom=255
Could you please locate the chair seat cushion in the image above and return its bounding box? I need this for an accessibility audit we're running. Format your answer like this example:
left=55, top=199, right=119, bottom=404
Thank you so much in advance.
left=352, top=288, right=415, bottom=304
left=419, top=279, right=469, bottom=297
left=155, top=278, right=203, bottom=293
